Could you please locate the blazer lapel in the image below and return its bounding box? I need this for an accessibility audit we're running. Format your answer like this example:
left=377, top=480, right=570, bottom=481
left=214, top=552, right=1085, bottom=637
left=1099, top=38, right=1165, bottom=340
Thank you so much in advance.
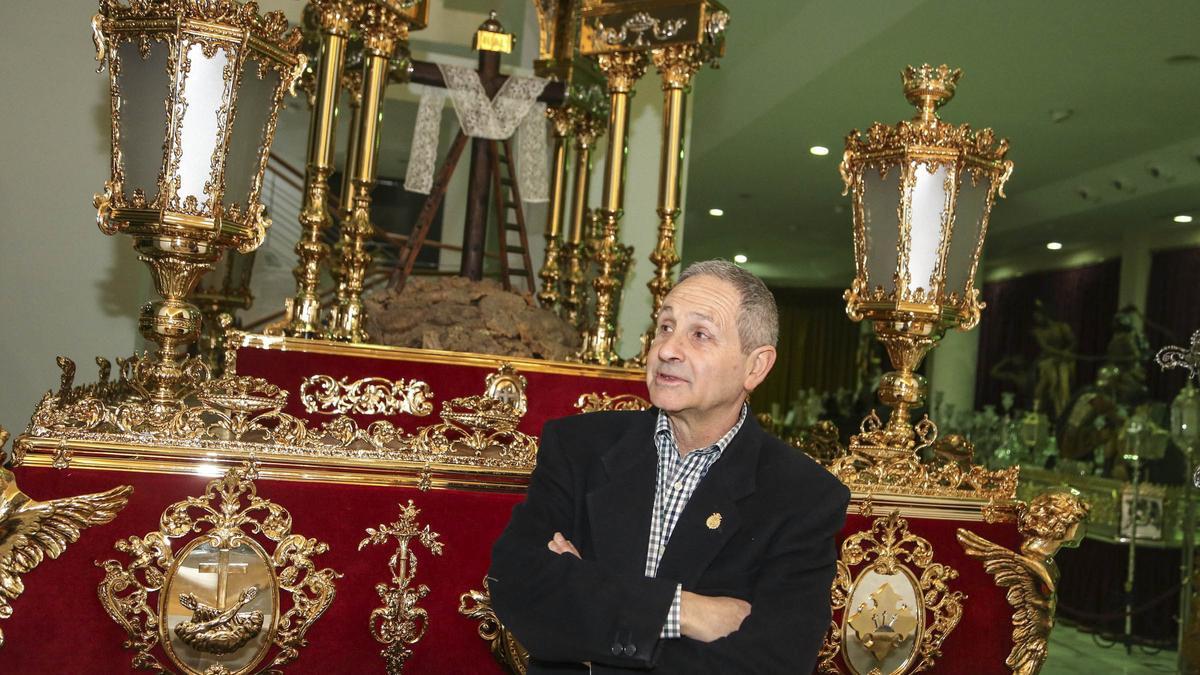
left=655, top=415, right=762, bottom=588
left=585, top=410, right=659, bottom=578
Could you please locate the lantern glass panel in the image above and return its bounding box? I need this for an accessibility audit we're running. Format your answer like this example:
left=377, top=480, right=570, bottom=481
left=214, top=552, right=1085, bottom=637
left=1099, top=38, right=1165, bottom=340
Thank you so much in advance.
left=945, top=170, right=991, bottom=297
left=223, top=57, right=279, bottom=213
left=173, top=41, right=232, bottom=213
left=117, top=39, right=171, bottom=204
left=906, top=161, right=950, bottom=296
left=1171, top=388, right=1200, bottom=449
left=863, top=165, right=901, bottom=290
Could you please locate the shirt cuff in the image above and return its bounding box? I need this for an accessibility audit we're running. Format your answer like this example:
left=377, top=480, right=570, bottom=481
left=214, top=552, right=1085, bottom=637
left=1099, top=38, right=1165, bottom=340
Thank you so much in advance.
left=660, top=583, right=682, bottom=639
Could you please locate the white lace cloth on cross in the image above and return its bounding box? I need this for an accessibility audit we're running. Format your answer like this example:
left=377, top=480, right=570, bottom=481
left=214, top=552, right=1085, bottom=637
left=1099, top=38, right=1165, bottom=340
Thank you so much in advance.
left=404, top=64, right=549, bottom=202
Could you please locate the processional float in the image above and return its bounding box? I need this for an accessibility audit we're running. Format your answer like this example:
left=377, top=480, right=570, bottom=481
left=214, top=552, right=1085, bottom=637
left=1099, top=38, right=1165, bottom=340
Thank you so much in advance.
left=3, top=0, right=1113, bottom=673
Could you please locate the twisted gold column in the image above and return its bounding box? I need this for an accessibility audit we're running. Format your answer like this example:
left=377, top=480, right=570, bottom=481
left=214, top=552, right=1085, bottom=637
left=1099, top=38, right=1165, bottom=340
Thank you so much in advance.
left=537, top=107, right=572, bottom=310
left=560, top=110, right=603, bottom=329
left=286, top=0, right=358, bottom=338
left=638, top=45, right=703, bottom=363
left=329, top=7, right=405, bottom=342
left=579, top=52, right=647, bottom=365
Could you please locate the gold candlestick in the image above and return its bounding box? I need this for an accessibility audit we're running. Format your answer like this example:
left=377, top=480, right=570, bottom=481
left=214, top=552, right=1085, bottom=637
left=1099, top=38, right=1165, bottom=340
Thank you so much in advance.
left=561, top=108, right=604, bottom=328
left=287, top=0, right=360, bottom=338
left=328, top=5, right=408, bottom=342
left=537, top=106, right=572, bottom=310
left=578, top=51, right=646, bottom=365
left=637, top=44, right=704, bottom=364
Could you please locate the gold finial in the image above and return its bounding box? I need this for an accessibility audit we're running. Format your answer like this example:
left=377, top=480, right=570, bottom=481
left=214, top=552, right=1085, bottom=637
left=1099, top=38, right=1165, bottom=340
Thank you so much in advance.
left=902, top=64, right=962, bottom=122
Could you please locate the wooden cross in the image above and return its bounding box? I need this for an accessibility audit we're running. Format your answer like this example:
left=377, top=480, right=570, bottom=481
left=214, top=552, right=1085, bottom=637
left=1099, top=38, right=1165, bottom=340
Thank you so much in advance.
left=198, top=548, right=249, bottom=610
left=405, top=12, right=564, bottom=280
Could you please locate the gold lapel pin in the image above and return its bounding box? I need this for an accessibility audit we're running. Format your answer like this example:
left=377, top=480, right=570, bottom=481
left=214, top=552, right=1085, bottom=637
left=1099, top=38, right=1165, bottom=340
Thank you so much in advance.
left=706, top=513, right=722, bottom=530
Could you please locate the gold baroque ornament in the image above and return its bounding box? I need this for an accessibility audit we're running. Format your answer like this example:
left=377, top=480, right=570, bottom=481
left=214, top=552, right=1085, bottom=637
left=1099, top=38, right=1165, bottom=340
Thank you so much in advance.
left=22, top=357, right=537, bottom=472
left=818, top=510, right=964, bottom=674
left=358, top=500, right=445, bottom=674
left=574, top=392, right=651, bottom=413
left=96, top=465, right=340, bottom=674
left=0, top=427, right=133, bottom=648
left=459, top=578, right=529, bottom=675
left=956, top=491, right=1090, bottom=675
left=299, top=375, right=434, bottom=416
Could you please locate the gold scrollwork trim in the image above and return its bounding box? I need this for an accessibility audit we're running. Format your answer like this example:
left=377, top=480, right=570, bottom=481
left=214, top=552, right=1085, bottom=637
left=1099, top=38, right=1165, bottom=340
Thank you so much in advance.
left=957, top=490, right=1089, bottom=675
left=0, top=425, right=132, bottom=649
left=574, top=392, right=651, bottom=413
left=819, top=510, right=964, bottom=674
left=459, top=578, right=529, bottom=675
left=300, top=375, right=433, bottom=417
left=96, top=465, right=340, bottom=674
left=359, top=500, right=445, bottom=674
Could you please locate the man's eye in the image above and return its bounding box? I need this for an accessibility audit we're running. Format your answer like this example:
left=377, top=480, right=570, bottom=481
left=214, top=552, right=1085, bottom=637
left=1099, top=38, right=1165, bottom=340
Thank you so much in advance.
left=693, top=331, right=709, bottom=340
left=658, top=324, right=672, bottom=334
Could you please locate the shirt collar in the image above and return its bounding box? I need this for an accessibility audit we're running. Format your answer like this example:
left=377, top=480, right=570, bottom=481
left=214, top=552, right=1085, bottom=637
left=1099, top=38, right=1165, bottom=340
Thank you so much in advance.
left=655, top=403, right=748, bottom=456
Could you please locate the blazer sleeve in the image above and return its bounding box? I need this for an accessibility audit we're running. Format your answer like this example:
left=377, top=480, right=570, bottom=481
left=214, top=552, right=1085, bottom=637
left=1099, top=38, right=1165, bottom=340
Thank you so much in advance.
left=649, top=478, right=851, bottom=674
left=488, top=419, right=678, bottom=669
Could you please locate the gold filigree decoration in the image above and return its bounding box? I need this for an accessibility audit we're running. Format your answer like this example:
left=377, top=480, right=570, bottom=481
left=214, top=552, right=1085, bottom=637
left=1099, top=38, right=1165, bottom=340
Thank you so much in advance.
left=97, top=0, right=303, bottom=52
left=0, top=425, right=132, bottom=648
left=485, top=364, right=528, bottom=417
left=96, top=465, right=340, bottom=674
left=359, top=500, right=445, bottom=674
left=819, top=510, right=964, bottom=674
left=957, top=491, right=1090, bottom=675
left=299, top=375, right=434, bottom=417
left=22, top=358, right=538, bottom=471
left=826, top=414, right=1018, bottom=501
left=574, top=392, right=651, bottom=413
left=459, top=578, right=529, bottom=675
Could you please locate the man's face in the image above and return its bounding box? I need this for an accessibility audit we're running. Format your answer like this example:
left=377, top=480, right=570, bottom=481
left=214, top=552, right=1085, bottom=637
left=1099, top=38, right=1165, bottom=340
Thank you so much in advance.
left=646, top=275, right=771, bottom=420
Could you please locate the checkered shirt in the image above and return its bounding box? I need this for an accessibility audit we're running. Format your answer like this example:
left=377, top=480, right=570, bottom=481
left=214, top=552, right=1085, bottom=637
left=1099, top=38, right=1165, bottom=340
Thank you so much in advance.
left=647, top=404, right=748, bottom=639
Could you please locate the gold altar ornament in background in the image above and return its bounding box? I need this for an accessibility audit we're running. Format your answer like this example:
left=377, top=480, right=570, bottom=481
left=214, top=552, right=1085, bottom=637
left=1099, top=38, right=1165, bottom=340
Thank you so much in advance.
left=957, top=490, right=1090, bottom=675
left=91, top=0, right=305, bottom=407
left=459, top=578, right=530, bottom=675
left=359, top=500, right=445, bottom=674
left=96, top=465, right=339, bottom=674
left=838, top=64, right=1014, bottom=478
left=300, top=374, right=434, bottom=416
left=819, top=510, right=963, bottom=674
left=0, top=427, right=133, bottom=649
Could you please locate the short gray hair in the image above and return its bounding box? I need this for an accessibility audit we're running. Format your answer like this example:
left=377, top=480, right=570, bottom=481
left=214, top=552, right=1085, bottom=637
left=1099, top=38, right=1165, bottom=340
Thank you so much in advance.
left=677, top=259, right=778, bottom=351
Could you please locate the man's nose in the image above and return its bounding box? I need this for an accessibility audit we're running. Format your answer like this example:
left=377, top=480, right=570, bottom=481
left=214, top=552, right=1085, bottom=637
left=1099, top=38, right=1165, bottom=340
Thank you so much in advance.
left=657, top=330, right=683, bottom=361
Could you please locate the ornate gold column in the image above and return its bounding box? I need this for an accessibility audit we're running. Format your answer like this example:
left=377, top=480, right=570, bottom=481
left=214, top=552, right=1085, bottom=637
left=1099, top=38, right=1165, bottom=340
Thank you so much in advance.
left=537, top=107, right=572, bottom=310
left=560, top=109, right=604, bottom=328
left=328, top=5, right=406, bottom=342
left=637, top=44, right=704, bottom=363
left=578, top=52, right=647, bottom=365
left=287, top=0, right=360, bottom=338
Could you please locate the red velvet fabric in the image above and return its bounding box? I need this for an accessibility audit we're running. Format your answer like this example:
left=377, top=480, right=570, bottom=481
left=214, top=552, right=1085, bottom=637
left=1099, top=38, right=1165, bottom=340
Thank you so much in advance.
left=5, top=462, right=1023, bottom=673
left=233, top=345, right=650, bottom=437
left=3, top=466, right=518, bottom=674
left=824, top=514, right=1023, bottom=675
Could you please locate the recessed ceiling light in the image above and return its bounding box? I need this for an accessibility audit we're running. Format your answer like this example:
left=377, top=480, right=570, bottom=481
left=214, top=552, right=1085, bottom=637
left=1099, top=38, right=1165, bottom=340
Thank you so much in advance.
left=809, top=145, right=830, bottom=156
left=1174, top=214, right=1193, bottom=223
left=733, top=254, right=748, bottom=264
left=1046, top=242, right=1063, bottom=251
left=708, top=208, right=724, bottom=217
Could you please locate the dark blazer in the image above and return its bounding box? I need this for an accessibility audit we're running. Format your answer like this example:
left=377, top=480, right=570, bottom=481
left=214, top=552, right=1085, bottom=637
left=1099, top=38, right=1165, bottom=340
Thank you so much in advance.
left=489, top=409, right=850, bottom=674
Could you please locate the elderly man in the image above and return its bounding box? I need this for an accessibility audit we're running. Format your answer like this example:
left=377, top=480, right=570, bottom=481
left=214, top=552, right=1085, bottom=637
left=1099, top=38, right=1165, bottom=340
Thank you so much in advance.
left=489, top=260, right=849, bottom=673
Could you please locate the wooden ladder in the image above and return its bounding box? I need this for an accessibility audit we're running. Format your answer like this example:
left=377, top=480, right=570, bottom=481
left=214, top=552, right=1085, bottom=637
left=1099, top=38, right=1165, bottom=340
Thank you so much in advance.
left=388, top=131, right=470, bottom=291
left=490, top=139, right=535, bottom=294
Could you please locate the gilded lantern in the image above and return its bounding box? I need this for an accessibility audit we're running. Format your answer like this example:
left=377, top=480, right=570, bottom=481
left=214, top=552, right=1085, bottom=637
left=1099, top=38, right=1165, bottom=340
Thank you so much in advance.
left=91, top=0, right=304, bottom=404
left=839, top=64, right=1013, bottom=460
left=840, top=64, right=1013, bottom=331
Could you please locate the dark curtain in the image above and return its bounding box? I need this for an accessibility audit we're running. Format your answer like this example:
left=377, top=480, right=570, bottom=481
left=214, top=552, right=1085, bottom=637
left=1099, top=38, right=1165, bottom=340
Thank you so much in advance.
left=1145, top=246, right=1200, bottom=400
left=974, top=259, right=1121, bottom=409
left=750, top=288, right=859, bottom=418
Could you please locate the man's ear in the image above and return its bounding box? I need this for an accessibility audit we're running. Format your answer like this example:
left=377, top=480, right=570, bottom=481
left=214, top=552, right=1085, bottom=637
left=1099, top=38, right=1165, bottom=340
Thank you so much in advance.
left=743, top=345, right=777, bottom=392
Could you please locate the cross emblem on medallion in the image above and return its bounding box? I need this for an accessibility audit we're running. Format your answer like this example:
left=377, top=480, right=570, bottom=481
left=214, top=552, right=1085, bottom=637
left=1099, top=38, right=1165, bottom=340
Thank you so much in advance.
left=198, top=548, right=249, bottom=610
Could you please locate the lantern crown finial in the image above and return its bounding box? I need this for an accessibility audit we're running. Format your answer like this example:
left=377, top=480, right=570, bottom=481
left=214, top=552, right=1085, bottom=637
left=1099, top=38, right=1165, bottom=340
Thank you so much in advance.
left=902, top=64, right=962, bottom=123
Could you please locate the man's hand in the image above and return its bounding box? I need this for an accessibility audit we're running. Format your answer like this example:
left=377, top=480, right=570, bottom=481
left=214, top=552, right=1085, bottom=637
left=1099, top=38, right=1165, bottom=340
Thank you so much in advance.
left=679, top=591, right=751, bottom=643
left=547, top=532, right=581, bottom=558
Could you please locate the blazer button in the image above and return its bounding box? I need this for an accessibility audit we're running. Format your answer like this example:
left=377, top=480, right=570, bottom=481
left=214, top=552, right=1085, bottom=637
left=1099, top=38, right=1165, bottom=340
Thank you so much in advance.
left=623, top=643, right=637, bottom=657
left=611, top=642, right=624, bottom=656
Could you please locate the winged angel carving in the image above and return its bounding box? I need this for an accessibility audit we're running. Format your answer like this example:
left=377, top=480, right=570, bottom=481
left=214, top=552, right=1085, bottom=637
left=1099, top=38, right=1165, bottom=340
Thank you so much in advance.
left=0, top=427, right=133, bottom=647
left=956, top=491, right=1089, bottom=675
